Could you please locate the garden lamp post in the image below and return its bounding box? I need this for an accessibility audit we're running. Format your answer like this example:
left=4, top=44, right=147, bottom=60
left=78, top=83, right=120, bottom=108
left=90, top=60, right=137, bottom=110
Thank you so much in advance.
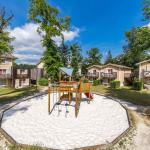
left=48, top=78, right=51, bottom=114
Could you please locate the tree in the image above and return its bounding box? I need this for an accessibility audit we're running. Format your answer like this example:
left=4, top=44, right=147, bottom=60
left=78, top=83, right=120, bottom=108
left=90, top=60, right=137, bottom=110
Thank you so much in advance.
left=0, top=7, right=14, bottom=56
left=105, top=50, right=113, bottom=64
left=143, top=0, right=150, bottom=20
left=113, top=27, right=150, bottom=68
left=70, top=43, right=82, bottom=77
left=123, top=27, right=150, bottom=67
left=29, top=0, right=70, bottom=81
left=59, top=44, right=71, bottom=67
left=86, top=48, right=102, bottom=66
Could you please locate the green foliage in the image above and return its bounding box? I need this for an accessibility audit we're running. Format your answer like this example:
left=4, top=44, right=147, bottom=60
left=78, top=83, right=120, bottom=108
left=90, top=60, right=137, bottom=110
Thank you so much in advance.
left=110, top=80, right=120, bottom=89
left=86, top=48, right=102, bottom=66
left=82, top=48, right=103, bottom=75
left=113, top=27, right=150, bottom=68
left=70, top=43, right=82, bottom=77
left=93, top=80, right=101, bottom=86
left=29, top=0, right=70, bottom=81
left=59, top=44, right=71, bottom=67
left=83, top=79, right=89, bottom=83
left=143, top=0, right=150, bottom=20
left=105, top=50, right=113, bottom=64
left=0, top=7, right=14, bottom=56
left=133, top=80, right=144, bottom=91
left=38, top=78, right=49, bottom=86
left=14, top=64, right=36, bottom=69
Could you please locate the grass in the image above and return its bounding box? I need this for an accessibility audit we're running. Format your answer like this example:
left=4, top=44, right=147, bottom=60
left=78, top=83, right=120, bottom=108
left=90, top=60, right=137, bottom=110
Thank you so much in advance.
left=92, top=85, right=150, bottom=106
left=0, top=86, right=39, bottom=105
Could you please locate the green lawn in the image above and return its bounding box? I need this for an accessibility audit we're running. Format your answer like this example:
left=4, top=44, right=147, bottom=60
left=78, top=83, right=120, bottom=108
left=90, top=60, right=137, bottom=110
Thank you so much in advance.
left=0, top=87, right=39, bottom=105
left=92, top=85, right=150, bottom=106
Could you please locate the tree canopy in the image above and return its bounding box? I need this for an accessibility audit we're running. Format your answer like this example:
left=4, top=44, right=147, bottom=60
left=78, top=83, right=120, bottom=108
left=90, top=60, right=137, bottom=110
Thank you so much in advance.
left=105, top=50, right=113, bottom=64
left=29, top=0, right=70, bottom=81
left=119, top=27, right=150, bottom=67
left=0, top=7, right=14, bottom=56
left=70, top=43, right=82, bottom=77
left=86, top=48, right=102, bottom=66
left=59, top=44, right=71, bottom=67
left=143, top=0, right=150, bottom=20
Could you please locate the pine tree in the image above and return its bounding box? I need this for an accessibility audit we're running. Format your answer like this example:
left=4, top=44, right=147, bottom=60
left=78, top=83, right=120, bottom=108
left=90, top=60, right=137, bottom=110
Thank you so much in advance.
left=105, top=50, right=113, bottom=64
left=70, top=43, right=82, bottom=77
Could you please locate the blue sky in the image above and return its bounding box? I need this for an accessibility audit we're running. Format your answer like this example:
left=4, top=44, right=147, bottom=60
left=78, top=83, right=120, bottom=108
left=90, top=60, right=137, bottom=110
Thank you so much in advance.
left=0, top=0, right=148, bottom=64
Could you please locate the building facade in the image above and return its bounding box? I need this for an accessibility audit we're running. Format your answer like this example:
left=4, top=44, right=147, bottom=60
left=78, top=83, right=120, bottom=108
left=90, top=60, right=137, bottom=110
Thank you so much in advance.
left=0, top=54, right=15, bottom=87
left=0, top=54, right=30, bottom=88
left=87, top=63, right=132, bottom=86
left=13, top=69, right=30, bottom=88
left=137, top=59, right=150, bottom=85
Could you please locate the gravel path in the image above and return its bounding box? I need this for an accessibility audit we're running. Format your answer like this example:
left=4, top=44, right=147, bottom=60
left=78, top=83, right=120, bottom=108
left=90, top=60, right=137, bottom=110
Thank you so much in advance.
left=0, top=93, right=150, bottom=150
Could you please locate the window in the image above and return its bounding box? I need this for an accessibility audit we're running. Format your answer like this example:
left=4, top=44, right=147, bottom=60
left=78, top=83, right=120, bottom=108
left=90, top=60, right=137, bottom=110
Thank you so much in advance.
left=0, top=69, right=6, bottom=74
left=108, top=69, right=113, bottom=73
left=20, top=69, right=26, bottom=74
left=93, top=70, right=97, bottom=74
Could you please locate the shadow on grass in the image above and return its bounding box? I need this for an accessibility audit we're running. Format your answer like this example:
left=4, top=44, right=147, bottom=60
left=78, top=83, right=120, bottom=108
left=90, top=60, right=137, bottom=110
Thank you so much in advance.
left=92, top=85, right=150, bottom=106
left=0, top=87, right=39, bottom=105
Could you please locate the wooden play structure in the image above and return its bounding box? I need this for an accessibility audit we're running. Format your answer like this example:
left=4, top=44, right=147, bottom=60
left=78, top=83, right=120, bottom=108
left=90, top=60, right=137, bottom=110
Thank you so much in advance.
left=48, top=67, right=93, bottom=117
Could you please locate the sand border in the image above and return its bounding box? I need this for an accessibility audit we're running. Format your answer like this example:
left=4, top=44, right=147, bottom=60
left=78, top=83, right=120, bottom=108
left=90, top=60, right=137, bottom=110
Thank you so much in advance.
left=0, top=93, right=134, bottom=150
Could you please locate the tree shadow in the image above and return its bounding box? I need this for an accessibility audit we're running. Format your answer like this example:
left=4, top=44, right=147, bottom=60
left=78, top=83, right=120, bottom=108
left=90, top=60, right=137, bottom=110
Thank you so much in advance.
left=2, top=105, right=30, bottom=123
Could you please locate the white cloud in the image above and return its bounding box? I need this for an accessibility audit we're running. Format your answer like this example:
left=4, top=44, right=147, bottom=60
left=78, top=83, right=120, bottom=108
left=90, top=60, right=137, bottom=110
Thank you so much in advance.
left=10, top=23, right=79, bottom=64
left=147, top=22, right=150, bottom=28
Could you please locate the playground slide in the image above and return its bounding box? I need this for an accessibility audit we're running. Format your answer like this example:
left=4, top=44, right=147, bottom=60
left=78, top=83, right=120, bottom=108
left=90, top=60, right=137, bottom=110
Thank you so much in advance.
left=84, top=93, right=93, bottom=100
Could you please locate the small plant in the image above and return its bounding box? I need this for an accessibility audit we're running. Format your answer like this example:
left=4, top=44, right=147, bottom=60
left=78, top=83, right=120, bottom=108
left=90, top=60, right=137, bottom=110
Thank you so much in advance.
left=110, top=80, right=120, bottom=89
left=83, top=79, right=89, bottom=83
left=133, top=79, right=143, bottom=91
left=93, top=80, right=101, bottom=86
left=38, top=78, right=49, bottom=86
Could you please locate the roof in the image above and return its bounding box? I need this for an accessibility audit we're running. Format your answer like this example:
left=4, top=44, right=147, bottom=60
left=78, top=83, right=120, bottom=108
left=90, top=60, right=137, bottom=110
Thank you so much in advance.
left=136, top=59, right=150, bottom=65
left=102, top=63, right=132, bottom=70
left=0, top=53, right=16, bottom=59
left=88, top=63, right=132, bottom=70
left=87, top=65, right=102, bottom=70
left=59, top=67, right=73, bottom=77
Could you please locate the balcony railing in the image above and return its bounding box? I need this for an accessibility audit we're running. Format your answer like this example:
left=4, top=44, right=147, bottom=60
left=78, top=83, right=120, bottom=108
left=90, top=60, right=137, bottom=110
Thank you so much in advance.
left=87, top=72, right=99, bottom=77
left=100, top=72, right=117, bottom=78
left=0, top=74, right=12, bottom=79
left=16, top=74, right=29, bottom=78
left=143, top=71, right=150, bottom=77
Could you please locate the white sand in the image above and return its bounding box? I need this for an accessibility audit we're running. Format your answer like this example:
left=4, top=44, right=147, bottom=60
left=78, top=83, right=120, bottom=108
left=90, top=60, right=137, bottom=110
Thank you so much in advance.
left=1, top=94, right=129, bottom=149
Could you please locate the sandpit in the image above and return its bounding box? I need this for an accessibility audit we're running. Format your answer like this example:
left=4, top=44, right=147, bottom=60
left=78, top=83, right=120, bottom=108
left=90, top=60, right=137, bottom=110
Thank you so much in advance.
left=1, top=94, right=129, bottom=149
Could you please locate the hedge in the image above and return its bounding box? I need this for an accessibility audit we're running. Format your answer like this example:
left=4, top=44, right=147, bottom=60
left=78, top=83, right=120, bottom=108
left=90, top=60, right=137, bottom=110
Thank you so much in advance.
left=38, top=78, right=49, bottom=86
left=133, top=80, right=144, bottom=91
left=93, top=80, right=101, bottom=86
left=110, top=80, right=120, bottom=89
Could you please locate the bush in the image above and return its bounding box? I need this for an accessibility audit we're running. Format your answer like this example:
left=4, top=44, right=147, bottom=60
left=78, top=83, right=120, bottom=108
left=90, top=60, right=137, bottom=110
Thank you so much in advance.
left=93, top=80, right=101, bottom=86
left=83, top=79, right=89, bottom=83
left=110, top=80, right=120, bottom=89
left=38, top=78, right=49, bottom=86
left=133, top=80, right=143, bottom=91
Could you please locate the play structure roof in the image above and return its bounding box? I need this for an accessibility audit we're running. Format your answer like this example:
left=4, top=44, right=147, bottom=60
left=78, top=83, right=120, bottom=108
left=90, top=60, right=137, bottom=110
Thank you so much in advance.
left=59, top=67, right=73, bottom=77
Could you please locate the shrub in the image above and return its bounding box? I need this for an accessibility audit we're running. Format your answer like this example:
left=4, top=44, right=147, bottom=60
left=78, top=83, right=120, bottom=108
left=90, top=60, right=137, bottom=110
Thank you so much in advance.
left=110, top=80, right=120, bottom=89
left=93, top=80, right=101, bottom=86
left=83, top=79, right=89, bottom=83
left=133, top=80, right=143, bottom=91
left=38, top=78, right=49, bottom=86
